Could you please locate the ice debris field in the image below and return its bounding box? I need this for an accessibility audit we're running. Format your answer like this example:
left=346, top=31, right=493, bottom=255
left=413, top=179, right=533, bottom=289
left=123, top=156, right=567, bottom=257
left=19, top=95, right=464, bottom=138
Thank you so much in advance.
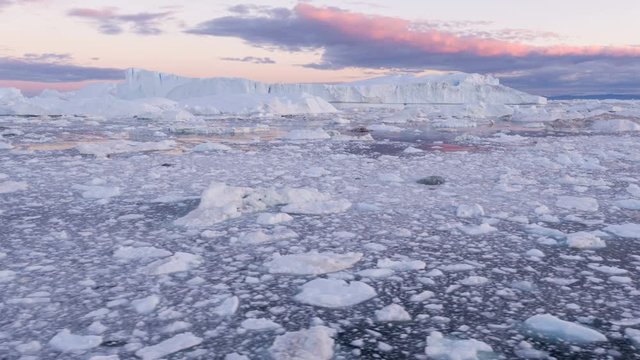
left=1, top=70, right=640, bottom=359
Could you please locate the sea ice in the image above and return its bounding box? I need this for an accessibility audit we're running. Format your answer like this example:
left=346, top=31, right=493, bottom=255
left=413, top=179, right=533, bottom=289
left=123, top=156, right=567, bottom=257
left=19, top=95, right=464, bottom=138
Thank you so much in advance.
left=0, top=180, right=28, bottom=194
left=113, top=246, right=172, bottom=260
left=131, top=295, right=160, bottom=314
left=270, top=326, right=335, bottom=360
left=555, top=196, right=599, bottom=212
left=213, top=296, right=239, bottom=316
left=76, top=140, right=176, bottom=158
left=240, top=318, right=281, bottom=331
left=49, top=329, right=103, bottom=352
left=375, top=304, right=411, bottom=321
left=256, top=212, right=293, bottom=225
left=455, top=204, right=485, bottom=218
left=265, top=252, right=362, bottom=275
left=135, top=332, right=203, bottom=360
left=523, top=314, right=607, bottom=343
left=294, top=278, right=377, bottom=308
left=603, top=223, right=640, bottom=238
left=565, top=232, right=606, bottom=249
left=142, top=252, right=203, bottom=275
left=425, top=331, right=494, bottom=360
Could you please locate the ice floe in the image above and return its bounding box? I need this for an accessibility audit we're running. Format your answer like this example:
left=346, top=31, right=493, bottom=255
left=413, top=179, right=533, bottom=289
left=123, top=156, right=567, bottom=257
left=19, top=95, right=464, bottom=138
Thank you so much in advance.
left=264, top=252, right=362, bottom=275
left=294, top=278, right=377, bottom=308
left=523, top=314, right=607, bottom=343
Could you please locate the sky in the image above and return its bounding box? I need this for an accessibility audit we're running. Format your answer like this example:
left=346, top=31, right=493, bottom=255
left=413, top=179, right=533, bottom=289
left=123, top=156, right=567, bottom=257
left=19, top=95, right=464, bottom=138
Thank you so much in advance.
left=0, top=0, right=639, bottom=96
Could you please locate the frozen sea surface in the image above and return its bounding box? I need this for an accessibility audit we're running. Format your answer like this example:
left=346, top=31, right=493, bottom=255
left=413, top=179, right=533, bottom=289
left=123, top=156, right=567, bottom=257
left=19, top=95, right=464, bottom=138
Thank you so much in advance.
left=1, top=103, right=640, bottom=359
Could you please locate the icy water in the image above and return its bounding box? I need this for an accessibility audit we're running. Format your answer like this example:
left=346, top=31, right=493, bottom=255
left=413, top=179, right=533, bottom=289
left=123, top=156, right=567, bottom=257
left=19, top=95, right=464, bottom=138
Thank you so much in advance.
left=1, top=110, right=640, bottom=359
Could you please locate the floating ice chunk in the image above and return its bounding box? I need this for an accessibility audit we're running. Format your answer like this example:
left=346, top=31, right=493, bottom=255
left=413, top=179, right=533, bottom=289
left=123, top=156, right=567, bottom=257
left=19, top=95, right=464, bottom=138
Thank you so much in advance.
left=114, top=246, right=172, bottom=260
left=587, top=264, right=627, bottom=275
left=73, top=184, right=121, bottom=199
left=281, top=199, right=351, bottom=215
left=403, top=146, right=423, bottom=154
left=131, top=295, right=160, bottom=314
left=543, top=277, right=578, bottom=286
left=603, top=223, right=640, bottom=239
left=241, top=318, right=281, bottom=331
left=459, top=276, right=490, bottom=286
left=458, top=223, right=497, bottom=235
left=611, top=318, right=640, bottom=326
left=0, top=270, right=16, bottom=282
left=135, top=332, right=202, bottom=360
left=143, top=252, right=203, bottom=275
left=213, top=296, right=239, bottom=316
left=357, top=268, right=395, bottom=278
left=191, top=142, right=231, bottom=152
left=441, top=263, right=475, bottom=272
left=49, top=329, right=102, bottom=352
left=525, top=224, right=566, bottom=240
left=294, top=278, right=376, bottom=308
left=627, top=184, right=640, bottom=198
left=0, top=141, right=13, bottom=150
left=590, top=119, right=640, bottom=132
left=514, top=341, right=548, bottom=359
left=284, top=128, right=330, bottom=140
left=76, top=140, right=176, bottom=158
left=626, top=328, right=640, bottom=347
left=375, top=304, right=411, bottom=322
left=174, top=182, right=254, bottom=226
left=425, top=331, right=493, bottom=360
left=523, top=314, right=606, bottom=343
left=256, top=212, right=293, bottom=225
left=270, top=326, right=335, bottom=360
left=15, top=340, right=42, bottom=354
left=237, top=226, right=298, bottom=244
left=265, top=252, right=362, bottom=275
left=0, top=181, right=28, bottom=194
left=456, top=204, right=485, bottom=218
left=410, top=291, right=435, bottom=302
left=176, top=183, right=340, bottom=226
left=609, top=276, right=632, bottom=284
left=525, top=249, right=545, bottom=258
left=615, top=199, right=640, bottom=210
left=555, top=196, right=599, bottom=212
left=565, top=232, right=606, bottom=249
left=377, top=257, right=426, bottom=271
left=225, top=353, right=250, bottom=360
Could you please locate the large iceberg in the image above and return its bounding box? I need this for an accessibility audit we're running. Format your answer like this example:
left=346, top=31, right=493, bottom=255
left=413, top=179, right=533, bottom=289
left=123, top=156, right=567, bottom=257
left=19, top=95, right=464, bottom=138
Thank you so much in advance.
left=0, top=68, right=545, bottom=118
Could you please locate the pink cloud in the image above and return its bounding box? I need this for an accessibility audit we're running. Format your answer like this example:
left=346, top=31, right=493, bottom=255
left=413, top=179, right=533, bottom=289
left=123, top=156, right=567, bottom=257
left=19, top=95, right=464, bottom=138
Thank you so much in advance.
left=294, top=3, right=640, bottom=58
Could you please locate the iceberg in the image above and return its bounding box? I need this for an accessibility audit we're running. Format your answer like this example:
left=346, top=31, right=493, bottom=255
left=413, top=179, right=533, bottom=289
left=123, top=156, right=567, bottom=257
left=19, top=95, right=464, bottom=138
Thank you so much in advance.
left=0, top=68, right=545, bottom=118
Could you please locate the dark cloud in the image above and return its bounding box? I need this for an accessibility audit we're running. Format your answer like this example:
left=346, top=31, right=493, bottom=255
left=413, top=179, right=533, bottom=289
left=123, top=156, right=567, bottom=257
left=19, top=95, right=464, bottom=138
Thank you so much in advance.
left=0, top=54, right=123, bottom=82
left=220, top=56, right=276, bottom=64
left=187, top=3, right=640, bottom=96
left=68, top=7, right=175, bottom=35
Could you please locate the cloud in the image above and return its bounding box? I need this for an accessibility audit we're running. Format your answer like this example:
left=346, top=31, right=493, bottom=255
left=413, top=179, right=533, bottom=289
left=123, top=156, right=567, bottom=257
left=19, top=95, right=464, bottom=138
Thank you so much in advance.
left=188, top=3, right=640, bottom=95
left=68, top=7, right=175, bottom=35
left=220, top=56, right=275, bottom=64
left=0, top=54, right=123, bottom=82
left=0, top=0, right=43, bottom=10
